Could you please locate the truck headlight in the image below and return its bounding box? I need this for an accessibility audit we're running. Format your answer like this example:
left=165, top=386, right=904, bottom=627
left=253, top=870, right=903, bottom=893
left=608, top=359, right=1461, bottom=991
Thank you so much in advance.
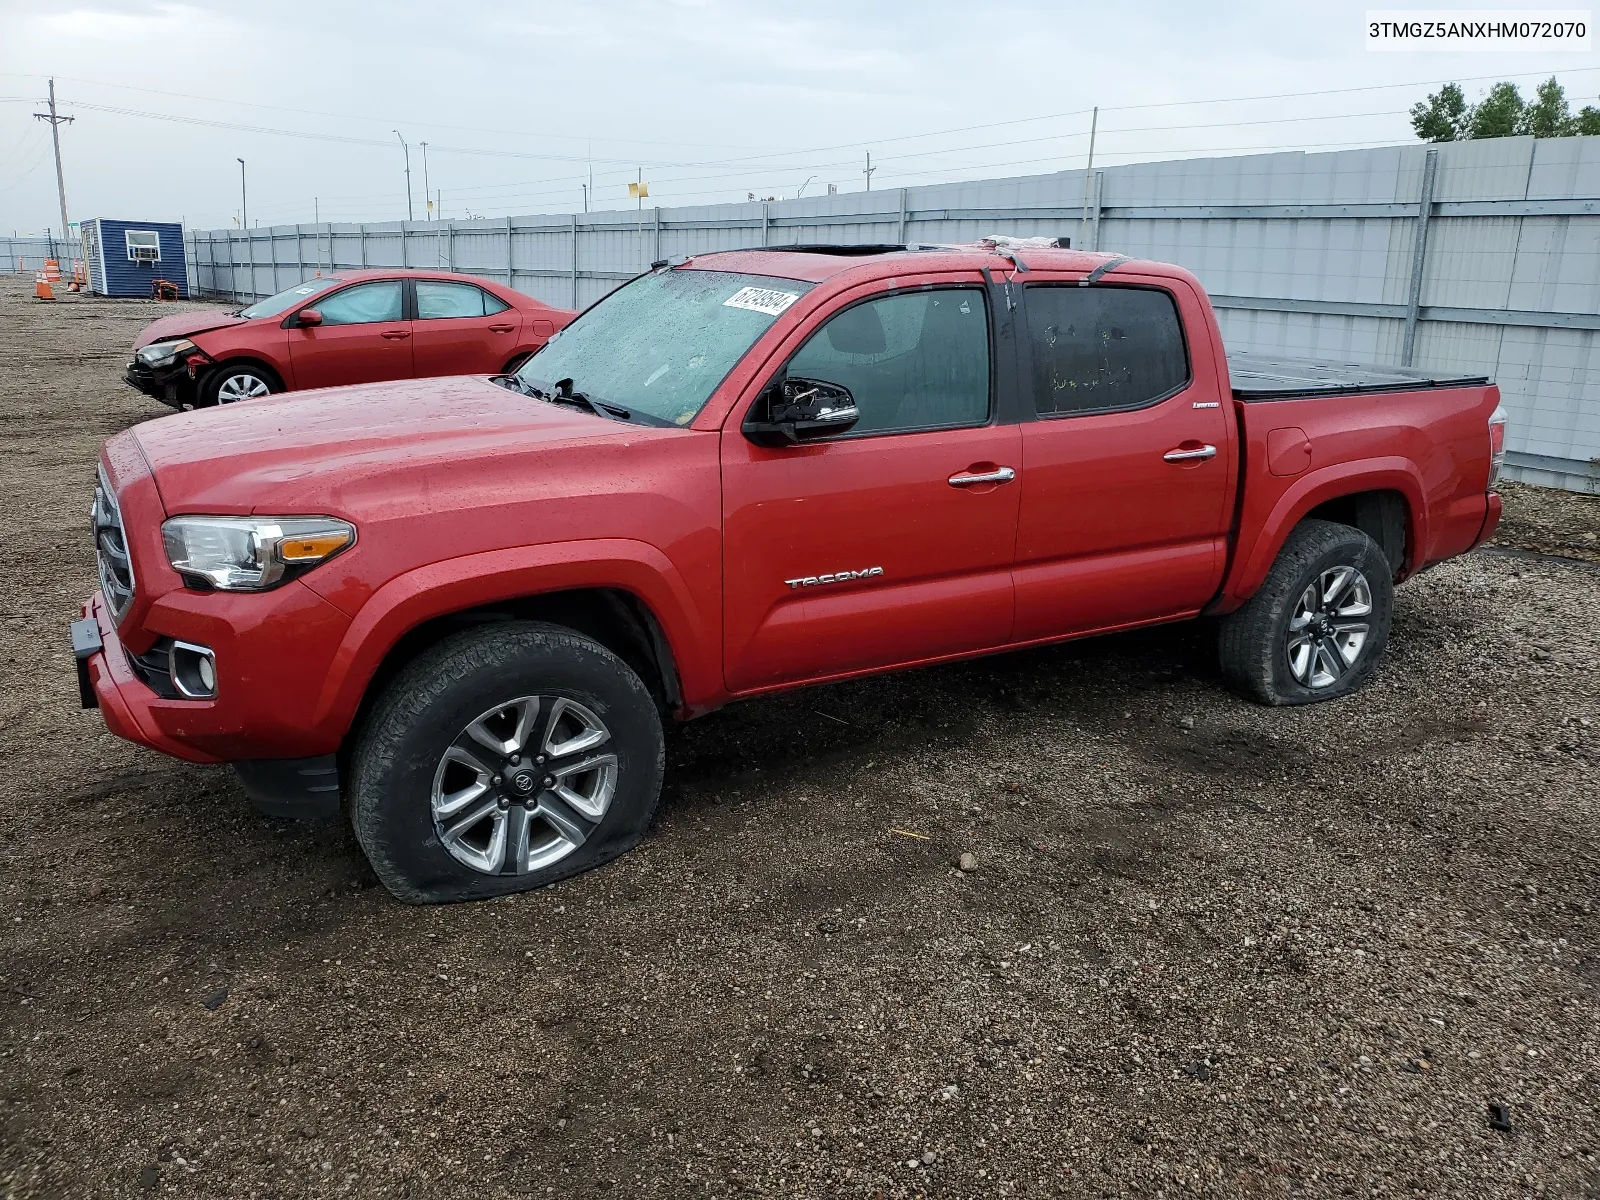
left=161, top=516, right=355, bottom=591
left=137, top=339, right=196, bottom=369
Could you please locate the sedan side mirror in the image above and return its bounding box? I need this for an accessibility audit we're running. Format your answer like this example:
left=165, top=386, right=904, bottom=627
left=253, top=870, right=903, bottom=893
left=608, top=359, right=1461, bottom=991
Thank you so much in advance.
left=297, top=308, right=323, bottom=328
left=743, top=377, right=859, bottom=447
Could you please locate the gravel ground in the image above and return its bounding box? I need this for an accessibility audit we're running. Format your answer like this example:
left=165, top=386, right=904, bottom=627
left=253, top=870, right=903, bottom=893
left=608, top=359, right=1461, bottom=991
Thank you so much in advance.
left=1, top=273, right=1597, bottom=1199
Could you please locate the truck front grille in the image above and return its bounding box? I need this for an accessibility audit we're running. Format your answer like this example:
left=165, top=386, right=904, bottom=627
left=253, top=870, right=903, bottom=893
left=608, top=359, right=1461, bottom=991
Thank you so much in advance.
left=92, top=466, right=136, bottom=623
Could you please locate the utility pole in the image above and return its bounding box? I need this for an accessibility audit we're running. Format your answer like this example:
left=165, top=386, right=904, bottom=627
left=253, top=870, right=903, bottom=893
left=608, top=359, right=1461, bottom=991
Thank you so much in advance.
left=393, top=131, right=413, bottom=221
left=33, top=78, right=73, bottom=252
left=314, top=196, right=319, bottom=224
left=864, top=151, right=875, bottom=192
left=420, top=141, right=431, bottom=219
left=237, top=158, right=248, bottom=232
left=581, top=183, right=589, bottom=213
left=1078, top=106, right=1098, bottom=251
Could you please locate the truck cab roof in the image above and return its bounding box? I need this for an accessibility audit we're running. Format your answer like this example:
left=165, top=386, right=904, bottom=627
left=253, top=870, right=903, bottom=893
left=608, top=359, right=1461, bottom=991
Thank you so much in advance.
left=678, top=242, right=1153, bottom=285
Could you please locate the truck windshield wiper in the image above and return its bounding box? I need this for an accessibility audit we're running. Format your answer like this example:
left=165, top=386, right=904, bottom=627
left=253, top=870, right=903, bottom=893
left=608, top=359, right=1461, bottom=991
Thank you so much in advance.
left=490, top=372, right=541, bottom=396
left=547, top=378, right=632, bottom=422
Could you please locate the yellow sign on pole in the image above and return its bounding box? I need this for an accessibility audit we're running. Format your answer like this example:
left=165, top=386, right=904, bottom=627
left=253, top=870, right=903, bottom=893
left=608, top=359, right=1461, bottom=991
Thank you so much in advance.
left=628, top=181, right=650, bottom=199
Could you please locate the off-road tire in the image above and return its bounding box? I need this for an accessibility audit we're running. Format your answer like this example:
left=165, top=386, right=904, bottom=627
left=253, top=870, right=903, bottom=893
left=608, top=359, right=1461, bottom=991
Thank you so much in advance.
left=1219, top=519, right=1394, bottom=706
left=349, top=621, right=665, bottom=904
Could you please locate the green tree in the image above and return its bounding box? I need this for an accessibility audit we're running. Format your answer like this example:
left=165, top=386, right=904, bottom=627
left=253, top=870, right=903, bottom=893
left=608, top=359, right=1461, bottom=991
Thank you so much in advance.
left=1520, top=77, right=1573, bottom=137
left=1469, top=82, right=1526, bottom=138
left=1411, top=83, right=1468, bottom=142
left=1415, top=78, right=1600, bottom=141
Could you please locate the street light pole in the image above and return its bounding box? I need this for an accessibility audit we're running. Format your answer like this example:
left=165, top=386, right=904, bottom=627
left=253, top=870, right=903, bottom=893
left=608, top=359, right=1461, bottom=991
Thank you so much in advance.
left=237, top=158, right=247, bottom=231
left=393, top=131, right=413, bottom=221
left=420, top=141, right=431, bottom=220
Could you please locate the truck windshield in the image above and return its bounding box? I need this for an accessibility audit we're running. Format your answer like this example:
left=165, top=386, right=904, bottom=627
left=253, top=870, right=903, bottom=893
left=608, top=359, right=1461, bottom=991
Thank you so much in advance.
left=517, top=269, right=812, bottom=427
left=239, top=277, right=343, bottom=319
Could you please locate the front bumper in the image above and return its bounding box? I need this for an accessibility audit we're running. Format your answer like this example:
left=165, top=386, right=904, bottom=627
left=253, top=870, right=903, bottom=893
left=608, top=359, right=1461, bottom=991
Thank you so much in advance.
left=75, top=590, right=219, bottom=763
left=124, top=358, right=196, bottom=408
left=76, top=592, right=345, bottom=818
left=75, top=577, right=356, bottom=764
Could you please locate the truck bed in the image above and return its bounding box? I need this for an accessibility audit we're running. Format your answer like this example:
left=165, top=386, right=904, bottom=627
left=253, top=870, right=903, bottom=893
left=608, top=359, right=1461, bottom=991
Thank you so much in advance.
left=1228, top=352, right=1490, bottom=402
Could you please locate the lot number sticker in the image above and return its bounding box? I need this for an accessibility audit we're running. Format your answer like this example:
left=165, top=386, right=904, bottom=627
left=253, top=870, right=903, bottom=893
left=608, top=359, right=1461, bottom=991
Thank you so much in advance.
left=723, top=286, right=800, bottom=316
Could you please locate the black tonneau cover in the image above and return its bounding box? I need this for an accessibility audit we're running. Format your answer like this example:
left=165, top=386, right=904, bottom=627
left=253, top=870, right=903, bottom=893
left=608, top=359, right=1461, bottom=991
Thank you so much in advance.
left=1228, top=352, right=1490, bottom=401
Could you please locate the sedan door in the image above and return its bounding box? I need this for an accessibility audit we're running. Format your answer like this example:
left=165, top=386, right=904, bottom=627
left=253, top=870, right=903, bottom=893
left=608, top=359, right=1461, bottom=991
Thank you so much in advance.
left=410, top=280, right=521, bottom=377
left=1011, top=278, right=1234, bottom=641
left=721, top=280, right=1021, bottom=693
left=285, top=279, right=412, bottom=390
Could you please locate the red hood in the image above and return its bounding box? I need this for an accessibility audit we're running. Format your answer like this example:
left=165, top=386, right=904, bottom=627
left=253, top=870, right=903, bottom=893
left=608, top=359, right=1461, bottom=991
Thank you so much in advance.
left=133, top=309, right=252, bottom=349
left=129, top=374, right=667, bottom=515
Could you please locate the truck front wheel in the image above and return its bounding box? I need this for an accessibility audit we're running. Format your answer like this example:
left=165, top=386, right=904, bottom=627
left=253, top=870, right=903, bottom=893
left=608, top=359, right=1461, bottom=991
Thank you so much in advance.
left=1218, top=519, right=1394, bottom=706
left=349, top=622, right=665, bottom=904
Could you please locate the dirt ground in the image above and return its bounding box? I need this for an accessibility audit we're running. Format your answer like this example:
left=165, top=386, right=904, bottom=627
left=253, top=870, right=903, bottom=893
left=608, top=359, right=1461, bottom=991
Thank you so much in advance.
left=1, top=272, right=1598, bottom=1200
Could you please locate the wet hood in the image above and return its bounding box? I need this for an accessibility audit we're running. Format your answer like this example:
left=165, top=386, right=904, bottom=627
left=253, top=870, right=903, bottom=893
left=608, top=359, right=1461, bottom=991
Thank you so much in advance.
left=131, top=374, right=657, bottom=514
left=133, top=309, right=252, bottom=350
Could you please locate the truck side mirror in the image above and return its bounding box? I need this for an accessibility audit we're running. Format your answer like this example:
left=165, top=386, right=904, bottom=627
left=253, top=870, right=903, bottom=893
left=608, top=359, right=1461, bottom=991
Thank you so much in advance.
left=743, top=378, right=859, bottom=447
left=297, top=308, right=323, bottom=328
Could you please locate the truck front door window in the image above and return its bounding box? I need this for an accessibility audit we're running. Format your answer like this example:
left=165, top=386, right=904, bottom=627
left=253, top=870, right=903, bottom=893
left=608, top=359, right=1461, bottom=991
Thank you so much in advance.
left=1026, top=286, right=1189, bottom=416
left=784, top=288, right=990, bottom=435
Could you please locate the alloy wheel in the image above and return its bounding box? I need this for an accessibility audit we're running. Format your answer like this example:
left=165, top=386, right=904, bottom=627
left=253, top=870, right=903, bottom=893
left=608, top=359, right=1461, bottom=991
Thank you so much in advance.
left=1286, top=565, right=1373, bottom=688
left=216, top=372, right=272, bottom=403
left=430, top=695, right=617, bottom=875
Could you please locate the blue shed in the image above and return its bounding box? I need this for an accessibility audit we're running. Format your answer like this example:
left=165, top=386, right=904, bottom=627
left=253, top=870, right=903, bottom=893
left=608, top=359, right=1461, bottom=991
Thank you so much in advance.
left=81, top=218, right=189, bottom=298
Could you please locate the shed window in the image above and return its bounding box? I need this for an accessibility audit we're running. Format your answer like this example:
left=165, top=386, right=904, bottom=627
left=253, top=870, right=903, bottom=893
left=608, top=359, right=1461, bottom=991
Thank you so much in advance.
left=125, top=230, right=161, bottom=263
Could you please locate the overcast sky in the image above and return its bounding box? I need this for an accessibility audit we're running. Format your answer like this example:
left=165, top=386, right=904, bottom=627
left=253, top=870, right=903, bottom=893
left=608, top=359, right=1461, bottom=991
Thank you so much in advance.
left=1, top=0, right=1595, bottom=236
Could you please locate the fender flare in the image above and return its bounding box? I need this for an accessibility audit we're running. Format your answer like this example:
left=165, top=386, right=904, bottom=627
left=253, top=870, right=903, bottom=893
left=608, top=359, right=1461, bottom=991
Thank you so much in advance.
left=1218, top=457, right=1428, bottom=610
left=309, top=539, right=717, bottom=740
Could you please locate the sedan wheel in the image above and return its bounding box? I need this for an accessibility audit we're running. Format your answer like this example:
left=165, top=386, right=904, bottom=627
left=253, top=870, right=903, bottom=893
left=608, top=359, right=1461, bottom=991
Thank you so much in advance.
left=215, top=371, right=274, bottom=404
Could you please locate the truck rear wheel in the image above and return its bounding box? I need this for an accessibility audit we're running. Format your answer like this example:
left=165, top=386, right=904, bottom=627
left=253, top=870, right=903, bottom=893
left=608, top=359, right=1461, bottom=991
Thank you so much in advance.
left=349, top=622, right=664, bottom=904
left=1218, top=519, right=1394, bottom=706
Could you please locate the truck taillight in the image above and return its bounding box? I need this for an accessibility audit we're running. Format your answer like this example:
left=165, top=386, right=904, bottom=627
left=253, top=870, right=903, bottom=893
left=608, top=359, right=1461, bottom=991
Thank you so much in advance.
left=1487, top=404, right=1508, bottom=489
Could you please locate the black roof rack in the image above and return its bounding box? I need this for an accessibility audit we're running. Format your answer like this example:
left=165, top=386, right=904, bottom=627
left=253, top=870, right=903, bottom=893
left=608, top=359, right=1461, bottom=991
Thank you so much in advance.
left=764, top=243, right=908, bottom=256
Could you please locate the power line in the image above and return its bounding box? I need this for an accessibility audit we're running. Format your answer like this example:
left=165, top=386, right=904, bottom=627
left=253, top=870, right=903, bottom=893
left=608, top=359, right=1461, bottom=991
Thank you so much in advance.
left=0, top=72, right=773, bottom=152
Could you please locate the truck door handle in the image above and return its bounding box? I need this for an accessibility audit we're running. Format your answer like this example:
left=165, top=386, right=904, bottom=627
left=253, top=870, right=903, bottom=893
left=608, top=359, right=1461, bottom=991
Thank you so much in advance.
left=488, top=323, right=516, bottom=333
left=381, top=330, right=411, bottom=340
left=1163, top=445, right=1217, bottom=463
left=948, top=466, right=1016, bottom=487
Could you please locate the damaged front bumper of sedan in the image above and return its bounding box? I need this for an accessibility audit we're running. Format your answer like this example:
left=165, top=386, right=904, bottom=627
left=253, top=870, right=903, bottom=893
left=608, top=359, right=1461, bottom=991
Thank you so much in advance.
left=124, top=338, right=212, bottom=408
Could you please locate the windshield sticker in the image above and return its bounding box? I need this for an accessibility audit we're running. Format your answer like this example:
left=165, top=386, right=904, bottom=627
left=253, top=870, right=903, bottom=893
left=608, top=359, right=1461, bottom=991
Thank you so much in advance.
left=723, top=286, right=799, bottom=316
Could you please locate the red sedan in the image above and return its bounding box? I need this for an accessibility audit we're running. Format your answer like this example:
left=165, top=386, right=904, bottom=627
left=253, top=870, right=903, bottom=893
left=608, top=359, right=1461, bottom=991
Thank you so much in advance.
left=125, top=269, right=573, bottom=407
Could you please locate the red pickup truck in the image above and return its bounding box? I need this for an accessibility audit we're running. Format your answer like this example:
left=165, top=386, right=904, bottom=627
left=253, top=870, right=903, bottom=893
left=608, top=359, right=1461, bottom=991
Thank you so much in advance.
left=74, top=242, right=1507, bottom=904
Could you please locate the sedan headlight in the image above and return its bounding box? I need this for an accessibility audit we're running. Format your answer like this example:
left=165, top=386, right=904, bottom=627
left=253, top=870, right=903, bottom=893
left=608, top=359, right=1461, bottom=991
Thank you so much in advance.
left=162, top=516, right=355, bottom=591
left=137, top=338, right=197, bottom=369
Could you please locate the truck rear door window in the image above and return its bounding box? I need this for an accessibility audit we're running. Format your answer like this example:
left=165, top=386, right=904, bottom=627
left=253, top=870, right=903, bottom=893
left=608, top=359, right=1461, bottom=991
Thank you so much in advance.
left=784, top=287, right=990, bottom=436
left=1025, top=285, right=1189, bottom=417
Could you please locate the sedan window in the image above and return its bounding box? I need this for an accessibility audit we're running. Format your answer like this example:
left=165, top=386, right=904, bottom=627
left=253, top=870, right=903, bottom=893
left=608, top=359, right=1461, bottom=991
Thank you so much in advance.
left=314, top=281, right=403, bottom=326
left=416, top=281, right=502, bottom=320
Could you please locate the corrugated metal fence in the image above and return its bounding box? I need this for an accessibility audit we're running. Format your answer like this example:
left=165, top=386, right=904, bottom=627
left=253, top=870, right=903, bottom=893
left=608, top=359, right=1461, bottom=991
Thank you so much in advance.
left=1, top=234, right=85, bottom=275
left=185, top=135, right=1600, bottom=491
